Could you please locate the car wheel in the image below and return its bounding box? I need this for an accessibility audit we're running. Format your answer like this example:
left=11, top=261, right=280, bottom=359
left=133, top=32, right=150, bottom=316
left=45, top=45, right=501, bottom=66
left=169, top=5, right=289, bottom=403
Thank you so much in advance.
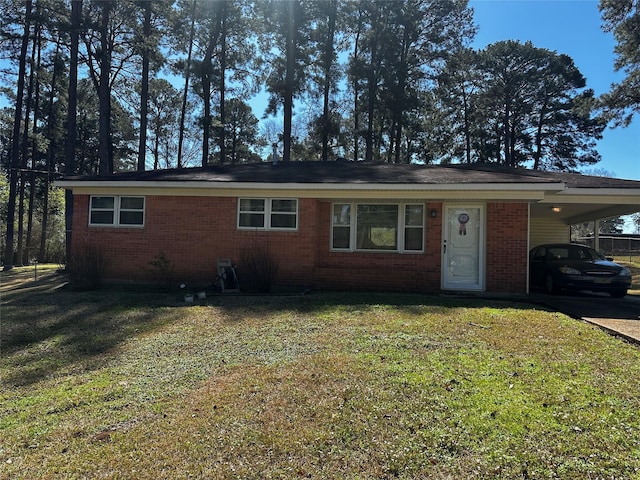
left=610, top=289, right=627, bottom=298
left=545, top=274, right=557, bottom=294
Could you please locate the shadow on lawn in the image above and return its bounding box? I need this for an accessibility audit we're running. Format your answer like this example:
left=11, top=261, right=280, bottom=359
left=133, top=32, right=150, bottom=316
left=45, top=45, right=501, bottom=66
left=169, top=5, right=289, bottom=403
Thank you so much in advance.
left=1, top=275, right=183, bottom=388
left=1, top=273, right=551, bottom=388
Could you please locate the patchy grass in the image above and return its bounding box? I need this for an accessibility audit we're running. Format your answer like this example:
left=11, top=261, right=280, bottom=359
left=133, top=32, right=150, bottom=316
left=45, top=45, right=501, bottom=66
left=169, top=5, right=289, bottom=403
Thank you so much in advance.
left=2, top=274, right=640, bottom=478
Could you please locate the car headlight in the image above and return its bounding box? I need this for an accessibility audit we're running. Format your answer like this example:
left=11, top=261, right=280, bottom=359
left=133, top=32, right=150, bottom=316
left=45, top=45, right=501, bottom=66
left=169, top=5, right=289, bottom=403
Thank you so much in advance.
left=619, top=268, right=631, bottom=277
left=559, top=266, right=582, bottom=275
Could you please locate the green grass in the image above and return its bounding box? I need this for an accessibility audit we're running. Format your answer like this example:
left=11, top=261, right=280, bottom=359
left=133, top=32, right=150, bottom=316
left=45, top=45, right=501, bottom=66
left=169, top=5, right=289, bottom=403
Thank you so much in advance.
left=2, top=268, right=640, bottom=478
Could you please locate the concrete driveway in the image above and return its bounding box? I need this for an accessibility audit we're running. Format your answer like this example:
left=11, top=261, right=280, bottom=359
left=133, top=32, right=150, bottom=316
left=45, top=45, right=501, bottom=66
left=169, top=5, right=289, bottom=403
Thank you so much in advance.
left=530, top=291, right=640, bottom=343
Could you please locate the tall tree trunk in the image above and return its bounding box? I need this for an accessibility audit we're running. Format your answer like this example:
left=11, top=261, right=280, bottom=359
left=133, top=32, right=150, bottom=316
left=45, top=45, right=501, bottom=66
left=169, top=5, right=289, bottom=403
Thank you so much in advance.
left=503, top=99, right=511, bottom=166
left=231, top=130, right=237, bottom=164
left=40, top=44, right=62, bottom=261
left=177, top=0, right=197, bottom=168
left=17, top=17, right=39, bottom=266
left=4, top=2, right=32, bottom=269
left=4, top=0, right=33, bottom=270
left=352, top=23, right=361, bottom=162
left=321, top=0, right=337, bottom=162
left=463, top=91, right=471, bottom=164
left=202, top=63, right=211, bottom=166
left=16, top=175, right=26, bottom=266
left=97, top=0, right=113, bottom=174
left=365, top=8, right=379, bottom=163
left=25, top=29, right=42, bottom=265
left=532, top=99, right=548, bottom=170
left=393, top=28, right=409, bottom=165
left=218, top=1, right=227, bottom=164
left=138, top=1, right=152, bottom=171
left=201, top=5, right=223, bottom=167
left=393, top=120, right=402, bottom=164
left=25, top=20, right=43, bottom=264
left=282, top=0, right=297, bottom=163
left=64, top=0, right=81, bottom=265
left=153, top=134, right=160, bottom=170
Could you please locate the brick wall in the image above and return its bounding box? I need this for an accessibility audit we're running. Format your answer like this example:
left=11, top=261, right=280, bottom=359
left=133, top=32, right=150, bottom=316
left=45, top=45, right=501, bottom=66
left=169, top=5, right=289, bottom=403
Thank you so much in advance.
left=71, top=195, right=318, bottom=286
left=313, top=201, right=442, bottom=292
left=485, top=202, right=529, bottom=293
left=71, top=195, right=528, bottom=293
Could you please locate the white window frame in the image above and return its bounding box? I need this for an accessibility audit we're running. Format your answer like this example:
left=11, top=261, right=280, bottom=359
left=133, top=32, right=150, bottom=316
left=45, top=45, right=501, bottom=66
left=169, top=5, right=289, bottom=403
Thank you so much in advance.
left=331, top=202, right=424, bottom=253
left=237, top=198, right=298, bottom=231
left=89, top=195, right=145, bottom=227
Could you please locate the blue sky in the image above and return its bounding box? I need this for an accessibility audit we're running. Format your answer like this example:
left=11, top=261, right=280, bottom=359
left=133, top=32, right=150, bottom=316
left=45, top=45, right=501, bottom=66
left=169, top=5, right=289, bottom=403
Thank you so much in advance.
left=469, top=0, right=639, bottom=181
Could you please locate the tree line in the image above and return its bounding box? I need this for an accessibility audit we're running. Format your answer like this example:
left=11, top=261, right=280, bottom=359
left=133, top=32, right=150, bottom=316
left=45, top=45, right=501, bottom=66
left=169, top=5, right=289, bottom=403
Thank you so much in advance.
left=1, top=0, right=638, bottom=267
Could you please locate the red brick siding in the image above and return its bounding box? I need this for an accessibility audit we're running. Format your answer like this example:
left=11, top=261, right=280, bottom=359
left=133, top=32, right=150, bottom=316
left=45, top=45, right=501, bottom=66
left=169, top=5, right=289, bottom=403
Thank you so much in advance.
left=71, top=195, right=528, bottom=293
left=313, top=201, right=442, bottom=292
left=71, top=195, right=318, bottom=285
left=485, top=202, right=529, bottom=293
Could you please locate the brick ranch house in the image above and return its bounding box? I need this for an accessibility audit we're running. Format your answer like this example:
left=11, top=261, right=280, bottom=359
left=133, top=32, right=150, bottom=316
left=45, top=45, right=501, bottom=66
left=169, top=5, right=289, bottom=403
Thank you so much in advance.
left=56, top=161, right=640, bottom=294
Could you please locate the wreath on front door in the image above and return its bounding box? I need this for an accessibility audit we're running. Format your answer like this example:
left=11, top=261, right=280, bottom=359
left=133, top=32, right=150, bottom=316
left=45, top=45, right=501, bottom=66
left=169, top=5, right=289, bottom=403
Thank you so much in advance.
left=458, top=213, right=469, bottom=236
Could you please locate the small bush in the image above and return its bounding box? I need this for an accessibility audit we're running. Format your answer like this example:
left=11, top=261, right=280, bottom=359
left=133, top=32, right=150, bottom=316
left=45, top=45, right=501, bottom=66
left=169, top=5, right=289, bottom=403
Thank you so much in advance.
left=148, top=252, right=176, bottom=291
left=67, top=243, right=106, bottom=290
left=239, top=242, right=279, bottom=293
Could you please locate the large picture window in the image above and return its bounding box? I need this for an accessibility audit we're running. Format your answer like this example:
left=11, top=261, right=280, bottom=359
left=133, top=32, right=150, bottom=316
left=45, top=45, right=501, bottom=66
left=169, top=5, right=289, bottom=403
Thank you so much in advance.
left=238, top=198, right=298, bottom=230
left=331, top=202, right=424, bottom=253
left=89, top=196, right=145, bottom=227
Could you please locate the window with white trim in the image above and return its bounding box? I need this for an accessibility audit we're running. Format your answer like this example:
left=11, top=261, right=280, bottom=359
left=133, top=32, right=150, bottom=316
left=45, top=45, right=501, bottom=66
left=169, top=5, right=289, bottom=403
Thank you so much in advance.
left=238, top=198, right=298, bottom=230
left=331, top=202, right=424, bottom=253
left=89, top=196, right=145, bottom=227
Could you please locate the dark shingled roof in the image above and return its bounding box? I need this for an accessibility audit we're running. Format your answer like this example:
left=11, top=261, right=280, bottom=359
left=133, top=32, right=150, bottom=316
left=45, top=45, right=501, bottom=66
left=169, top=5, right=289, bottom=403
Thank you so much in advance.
left=59, top=161, right=640, bottom=189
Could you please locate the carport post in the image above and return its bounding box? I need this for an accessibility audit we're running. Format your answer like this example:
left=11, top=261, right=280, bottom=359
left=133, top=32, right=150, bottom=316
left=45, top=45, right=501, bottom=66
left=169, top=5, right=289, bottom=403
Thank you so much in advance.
left=594, top=219, right=600, bottom=251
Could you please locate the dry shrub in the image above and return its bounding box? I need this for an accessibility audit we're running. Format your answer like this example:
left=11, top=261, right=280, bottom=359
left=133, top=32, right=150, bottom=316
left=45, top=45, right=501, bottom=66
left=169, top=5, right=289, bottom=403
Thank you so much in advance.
left=239, top=242, right=279, bottom=293
left=147, top=252, right=176, bottom=291
left=67, top=242, right=106, bottom=290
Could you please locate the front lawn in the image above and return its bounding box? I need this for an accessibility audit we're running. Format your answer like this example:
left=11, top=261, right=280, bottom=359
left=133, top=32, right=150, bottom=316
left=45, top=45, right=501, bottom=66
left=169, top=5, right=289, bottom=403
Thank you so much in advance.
left=2, top=269, right=640, bottom=479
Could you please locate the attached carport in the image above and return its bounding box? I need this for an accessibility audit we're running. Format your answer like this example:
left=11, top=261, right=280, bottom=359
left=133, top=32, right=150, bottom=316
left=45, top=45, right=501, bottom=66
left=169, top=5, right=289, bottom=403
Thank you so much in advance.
left=528, top=172, right=640, bottom=250
left=525, top=171, right=640, bottom=295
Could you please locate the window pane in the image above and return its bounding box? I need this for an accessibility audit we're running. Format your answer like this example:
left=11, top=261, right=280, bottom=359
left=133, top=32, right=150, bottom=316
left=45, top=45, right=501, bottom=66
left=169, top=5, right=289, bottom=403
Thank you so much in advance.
left=405, top=205, right=424, bottom=226
left=332, top=226, right=350, bottom=249
left=120, top=197, right=144, bottom=209
left=356, top=205, right=398, bottom=250
left=90, top=211, right=114, bottom=225
left=239, top=198, right=265, bottom=212
left=404, top=228, right=423, bottom=251
left=271, top=214, right=296, bottom=229
left=271, top=199, right=297, bottom=213
left=120, top=211, right=144, bottom=225
left=239, top=213, right=264, bottom=228
left=91, top=196, right=114, bottom=209
left=332, top=204, right=350, bottom=226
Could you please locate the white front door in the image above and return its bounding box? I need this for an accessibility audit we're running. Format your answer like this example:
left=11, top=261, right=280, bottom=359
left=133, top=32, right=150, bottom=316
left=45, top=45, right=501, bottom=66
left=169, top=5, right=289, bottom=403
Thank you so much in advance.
left=442, top=205, right=484, bottom=291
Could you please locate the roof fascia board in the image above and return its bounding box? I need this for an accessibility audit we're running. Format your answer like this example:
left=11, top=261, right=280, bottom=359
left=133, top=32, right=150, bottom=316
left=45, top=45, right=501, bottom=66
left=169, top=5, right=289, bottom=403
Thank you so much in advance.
left=61, top=185, right=549, bottom=201
left=539, top=194, right=640, bottom=204
left=556, top=188, right=640, bottom=196
left=567, top=205, right=640, bottom=224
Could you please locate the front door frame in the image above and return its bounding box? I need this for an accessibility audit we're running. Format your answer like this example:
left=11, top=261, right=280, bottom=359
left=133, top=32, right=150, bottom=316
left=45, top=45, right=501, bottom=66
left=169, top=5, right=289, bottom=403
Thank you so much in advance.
left=442, top=203, right=485, bottom=291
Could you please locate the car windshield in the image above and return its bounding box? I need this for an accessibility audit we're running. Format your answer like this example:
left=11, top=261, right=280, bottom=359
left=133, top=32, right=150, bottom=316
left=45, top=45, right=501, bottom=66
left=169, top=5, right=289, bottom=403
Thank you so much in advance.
left=587, top=247, right=607, bottom=260
left=548, top=246, right=605, bottom=261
